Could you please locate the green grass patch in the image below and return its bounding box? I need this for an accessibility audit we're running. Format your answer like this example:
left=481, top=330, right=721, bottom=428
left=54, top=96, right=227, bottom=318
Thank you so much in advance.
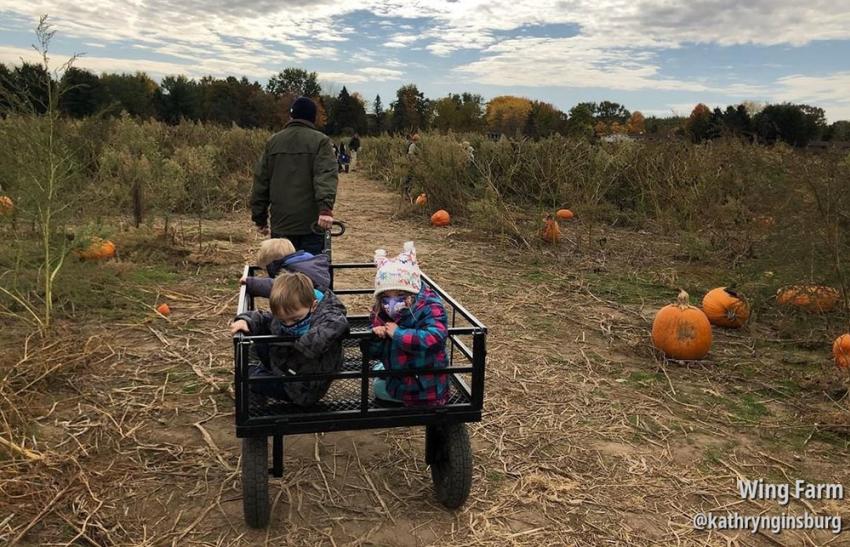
left=755, top=378, right=803, bottom=399
left=723, top=394, right=770, bottom=423
left=626, top=370, right=663, bottom=387
left=127, top=266, right=180, bottom=285
left=181, top=382, right=202, bottom=394
left=486, top=470, right=506, bottom=483
left=583, top=271, right=676, bottom=305
left=0, top=233, right=188, bottom=324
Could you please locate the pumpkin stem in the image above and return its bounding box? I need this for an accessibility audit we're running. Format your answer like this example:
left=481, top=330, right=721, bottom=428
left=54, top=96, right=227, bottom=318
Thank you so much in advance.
left=677, top=289, right=690, bottom=308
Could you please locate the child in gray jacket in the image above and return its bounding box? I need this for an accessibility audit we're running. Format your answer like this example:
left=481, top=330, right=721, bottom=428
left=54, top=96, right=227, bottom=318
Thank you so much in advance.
left=231, top=272, right=348, bottom=406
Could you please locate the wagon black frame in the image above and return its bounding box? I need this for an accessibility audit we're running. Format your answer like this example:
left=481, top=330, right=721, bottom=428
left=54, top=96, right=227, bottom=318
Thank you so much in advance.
left=233, top=263, right=487, bottom=438
left=232, top=228, right=488, bottom=527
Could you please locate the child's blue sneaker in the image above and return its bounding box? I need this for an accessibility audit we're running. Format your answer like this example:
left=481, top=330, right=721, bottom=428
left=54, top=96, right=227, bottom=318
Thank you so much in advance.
left=372, top=362, right=403, bottom=404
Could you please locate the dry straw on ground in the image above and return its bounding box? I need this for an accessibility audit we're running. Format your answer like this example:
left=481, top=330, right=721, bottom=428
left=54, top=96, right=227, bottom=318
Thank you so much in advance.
left=1, top=173, right=849, bottom=546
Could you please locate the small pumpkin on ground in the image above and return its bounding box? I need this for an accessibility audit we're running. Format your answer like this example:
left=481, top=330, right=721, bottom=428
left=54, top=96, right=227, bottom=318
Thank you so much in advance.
left=555, top=209, right=574, bottom=220
left=431, top=209, right=450, bottom=227
left=157, top=303, right=171, bottom=316
left=0, top=195, right=13, bottom=215
left=834, top=334, right=850, bottom=370
left=415, top=193, right=427, bottom=206
left=652, top=290, right=712, bottom=360
left=74, top=238, right=117, bottom=260
left=541, top=214, right=561, bottom=244
left=702, top=287, right=750, bottom=328
left=776, top=285, right=840, bottom=313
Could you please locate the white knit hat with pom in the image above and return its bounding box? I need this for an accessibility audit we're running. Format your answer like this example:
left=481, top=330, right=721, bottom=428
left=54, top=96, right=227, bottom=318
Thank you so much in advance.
left=373, top=241, right=421, bottom=296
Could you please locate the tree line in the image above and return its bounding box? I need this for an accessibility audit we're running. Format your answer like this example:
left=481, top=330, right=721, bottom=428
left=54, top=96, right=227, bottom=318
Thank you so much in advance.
left=1, top=62, right=847, bottom=147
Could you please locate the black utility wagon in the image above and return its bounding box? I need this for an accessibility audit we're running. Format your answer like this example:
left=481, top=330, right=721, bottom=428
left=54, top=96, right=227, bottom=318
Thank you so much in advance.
left=232, top=227, right=487, bottom=528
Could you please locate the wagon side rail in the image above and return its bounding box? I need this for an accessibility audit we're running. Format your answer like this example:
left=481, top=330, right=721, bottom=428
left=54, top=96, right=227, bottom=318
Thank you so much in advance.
left=233, top=263, right=487, bottom=436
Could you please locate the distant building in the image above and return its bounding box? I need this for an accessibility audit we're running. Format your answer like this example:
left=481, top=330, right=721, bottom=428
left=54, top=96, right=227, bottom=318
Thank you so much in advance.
left=600, top=134, right=636, bottom=143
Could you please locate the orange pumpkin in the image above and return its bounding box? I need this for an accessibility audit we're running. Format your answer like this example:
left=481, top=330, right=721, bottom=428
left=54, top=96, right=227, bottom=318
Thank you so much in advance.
left=415, top=193, right=427, bottom=206
left=0, top=195, right=13, bottom=215
left=431, top=210, right=451, bottom=227
left=555, top=209, right=574, bottom=220
left=651, top=290, right=713, bottom=360
left=157, top=303, right=171, bottom=316
left=776, top=285, right=840, bottom=313
left=99, top=240, right=116, bottom=259
left=702, top=287, right=750, bottom=328
left=74, top=238, right=117, bottom=260
left=541, top=216, right=561, bottom=244
left=833, top=334, right=850, bottom=370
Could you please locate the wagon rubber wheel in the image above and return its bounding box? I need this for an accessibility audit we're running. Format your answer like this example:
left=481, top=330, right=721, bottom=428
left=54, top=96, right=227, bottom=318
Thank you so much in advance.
left=241, top=436, right=270, bottom=528
left=426, top=423, right=472, bottom=509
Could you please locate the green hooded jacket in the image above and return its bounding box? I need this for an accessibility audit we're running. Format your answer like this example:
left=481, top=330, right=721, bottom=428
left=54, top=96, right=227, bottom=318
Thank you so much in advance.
left=251, top=120, right=338, bottom=236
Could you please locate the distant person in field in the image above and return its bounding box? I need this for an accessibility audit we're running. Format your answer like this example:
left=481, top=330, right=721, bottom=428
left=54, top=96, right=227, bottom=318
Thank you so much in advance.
left=338, top=142, right=350, bottom=173
left=461, top=140, right=474, bottom=163
left=402, top=133, right=420, bottom=202
left=349, top=133, right=361, bottom=171
left=251, top=96, right=338, bottom=255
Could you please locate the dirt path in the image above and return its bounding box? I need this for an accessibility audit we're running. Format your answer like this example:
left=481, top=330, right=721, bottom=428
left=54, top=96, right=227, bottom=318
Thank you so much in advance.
left=6, top=172, right=850, bottom=546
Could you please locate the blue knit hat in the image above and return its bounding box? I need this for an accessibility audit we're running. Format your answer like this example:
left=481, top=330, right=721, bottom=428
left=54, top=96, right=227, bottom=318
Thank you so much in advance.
left=290, top=96, right=317, bottom=123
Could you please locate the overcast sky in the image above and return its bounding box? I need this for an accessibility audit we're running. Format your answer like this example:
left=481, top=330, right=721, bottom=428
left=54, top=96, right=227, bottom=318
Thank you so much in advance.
left=1, top=1, right=849, bottom=121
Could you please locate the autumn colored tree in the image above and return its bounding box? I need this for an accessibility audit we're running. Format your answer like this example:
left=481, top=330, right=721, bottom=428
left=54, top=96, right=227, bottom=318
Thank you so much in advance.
left=609, top=121, right=626, bottom=134
left=626, top=111, right=645, bottom=134
left=486, top=95, right=532, bottom=136
left=685, top=103, right=714, bottom=142
left=594, top=120, right=610, bottom=136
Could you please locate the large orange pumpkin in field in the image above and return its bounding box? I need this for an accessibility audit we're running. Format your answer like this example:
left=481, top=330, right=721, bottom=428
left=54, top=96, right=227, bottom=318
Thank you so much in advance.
left=702, top=287, right=750, bottom=328
left=431, top=210, right=451, bottom=227
left=555, top=209, right=574, bottom=220
left=652, top=290, right=712, bottom=360
left=776, top=285, right=840, bottom=313
left=834, top=334, right=850, bottom=370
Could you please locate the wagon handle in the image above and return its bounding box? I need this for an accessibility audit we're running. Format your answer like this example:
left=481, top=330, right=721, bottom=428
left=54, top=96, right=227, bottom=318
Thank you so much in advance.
left=312, top=220, right=346, bottom=237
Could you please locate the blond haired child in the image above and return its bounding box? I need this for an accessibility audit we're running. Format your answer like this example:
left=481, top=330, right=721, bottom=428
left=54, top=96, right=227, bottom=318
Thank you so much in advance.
left=243, top=237, right=331, bottom=297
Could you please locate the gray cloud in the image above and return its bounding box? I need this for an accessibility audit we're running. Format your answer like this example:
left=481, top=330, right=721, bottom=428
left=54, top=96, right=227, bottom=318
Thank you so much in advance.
left=2, top=0, right=850, bottom=118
